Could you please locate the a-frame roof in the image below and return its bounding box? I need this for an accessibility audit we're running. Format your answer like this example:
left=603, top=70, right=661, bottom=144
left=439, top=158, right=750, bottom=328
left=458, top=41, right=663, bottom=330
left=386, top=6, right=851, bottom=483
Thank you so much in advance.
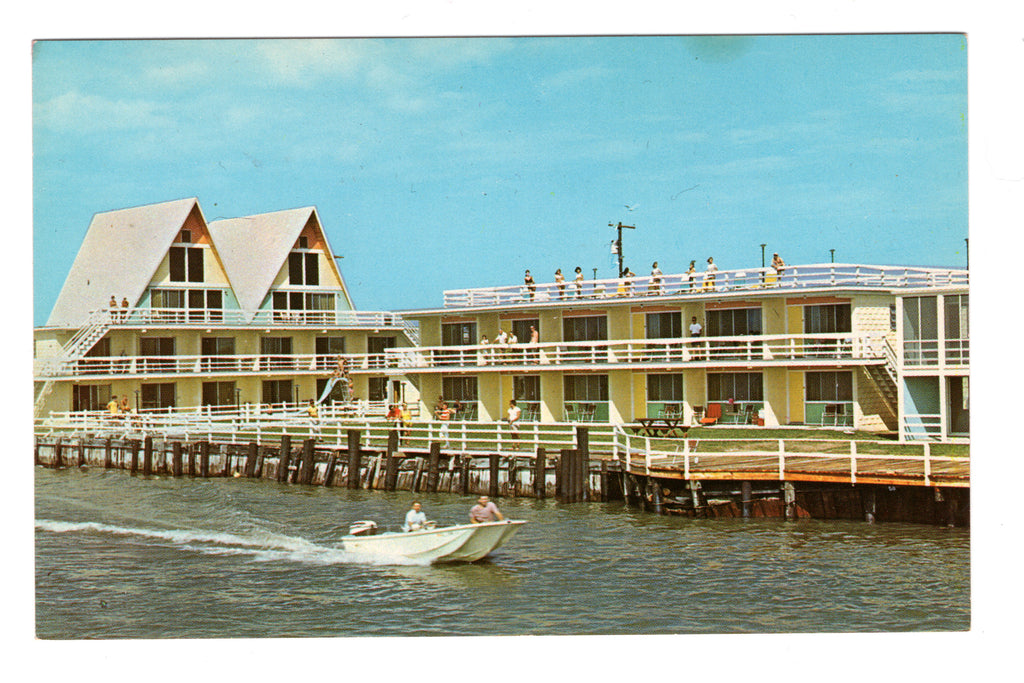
left=207, top=206, right=351, bottom=321
left=46, top=198, right=202, bottom=328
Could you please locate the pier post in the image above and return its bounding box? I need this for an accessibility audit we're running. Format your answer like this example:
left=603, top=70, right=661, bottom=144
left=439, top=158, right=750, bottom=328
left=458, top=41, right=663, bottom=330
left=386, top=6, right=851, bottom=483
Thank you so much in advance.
left=385, top=430, right=400, bottom=491
left=346, top=430, right=362, bottom=489
left=783, top=481, right=797, bottom=521
left=533, top=447, right=547, bottom=499
left=223, top=446, right=233, bottom=477
left=142, top=436, right=153, bottom=476
left=171, top=442, right=183, bottom=477
left=277, top=434, right=292, bottom=483
left=34, top=438, right=40, bottom=466
left=489, top=453, right=500, bottom=497
left=460, top=456, right=471, bottom=494
left=53, top=438, right=64, bottom=469
left=104, top=438, right=113, bottom=469
left=741, top=481, right=753, bottom=518
left=130, top=439, right=140, bottom=474
left=649, top=477, right=663, bottom=515
left=577, top=427, right=590, bottom=502
left=199, top=441, right=210, bottom=478
left=557, top=450, right=570, bottom=502
left=599, top=460, right=609, bottom=502
left=690, top=481, right=704, bottom=518
left=188, top=443, right=197, bottom=477
left=244, top=442, right=258, bottom=478
left=427, top=443, right=442, bottom=493
left=324, top=453, right=338, bottom=487
left=77, top=439, right=86, bottom=468
left=299, top=439, right=316, bottom=485
left=255, top=446, right=266, bottom=479
left=863, top=485, right=876, bottom=524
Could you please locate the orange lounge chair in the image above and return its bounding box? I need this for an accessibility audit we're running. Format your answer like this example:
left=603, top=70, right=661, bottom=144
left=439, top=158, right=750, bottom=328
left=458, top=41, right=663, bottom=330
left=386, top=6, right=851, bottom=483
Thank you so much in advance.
left=700, top=403, right=721, bottom=425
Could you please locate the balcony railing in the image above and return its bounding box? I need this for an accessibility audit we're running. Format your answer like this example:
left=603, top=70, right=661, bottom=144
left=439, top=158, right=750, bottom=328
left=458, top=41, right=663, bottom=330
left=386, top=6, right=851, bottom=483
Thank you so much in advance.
left=442, top=263, right=968, bottom=308
left=903, top=339, right=970, bottom=367
left=35, top=333, right=888, bottom=379
left=99, top=307, right=418, bottom=340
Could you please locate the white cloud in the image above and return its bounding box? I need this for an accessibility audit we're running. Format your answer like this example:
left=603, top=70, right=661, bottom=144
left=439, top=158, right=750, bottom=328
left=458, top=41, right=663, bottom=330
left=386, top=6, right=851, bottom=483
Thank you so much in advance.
left=34, top=90, right=172, bottom=133
left=255, top=39, right=365, bottom=84
left=144, top=60, right=209, bottom=85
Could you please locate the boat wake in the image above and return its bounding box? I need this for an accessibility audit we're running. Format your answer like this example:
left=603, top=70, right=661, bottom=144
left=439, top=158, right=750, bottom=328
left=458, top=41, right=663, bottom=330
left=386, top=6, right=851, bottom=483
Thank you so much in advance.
left=35, top=519, right=429, bottom=567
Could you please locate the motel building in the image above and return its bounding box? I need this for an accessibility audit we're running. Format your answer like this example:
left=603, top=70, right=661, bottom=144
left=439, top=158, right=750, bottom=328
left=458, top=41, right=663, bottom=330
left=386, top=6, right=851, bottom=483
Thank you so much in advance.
left=33, top=199, right=969, bottom=444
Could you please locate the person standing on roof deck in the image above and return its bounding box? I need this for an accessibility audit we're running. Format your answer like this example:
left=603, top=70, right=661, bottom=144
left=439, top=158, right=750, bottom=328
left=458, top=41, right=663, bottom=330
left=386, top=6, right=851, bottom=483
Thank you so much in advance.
left=574, top=266, right=584, bottom=298
left=109, top=296, right=119, bottom=322
left=524, top=270, right=536, bottom=300
left=403, top=501, right=428, bottom=532
left=772, top=252, right=786, bottom=276
left=704, top=257, right=718, bottom=289
left=622, top=267, right=636, bottom=296
left=469, top=495, right=504, bottom=524
left=555, top=269, right=566, bottom=298
left=649, top=262, right=663, bottom=294
left=120, top=297, right=130, bottom=322
left=686, top=261, right=697, bottom=290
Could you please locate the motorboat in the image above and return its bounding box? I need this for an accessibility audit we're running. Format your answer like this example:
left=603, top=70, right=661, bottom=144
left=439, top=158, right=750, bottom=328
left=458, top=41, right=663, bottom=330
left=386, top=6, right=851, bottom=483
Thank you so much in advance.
left=341, top=519, right=526, bottom=563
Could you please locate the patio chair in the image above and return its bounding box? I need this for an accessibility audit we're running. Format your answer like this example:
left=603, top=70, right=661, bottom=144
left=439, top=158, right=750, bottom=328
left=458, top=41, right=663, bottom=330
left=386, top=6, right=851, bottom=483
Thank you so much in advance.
left=699, top=403, right=721, bottom=425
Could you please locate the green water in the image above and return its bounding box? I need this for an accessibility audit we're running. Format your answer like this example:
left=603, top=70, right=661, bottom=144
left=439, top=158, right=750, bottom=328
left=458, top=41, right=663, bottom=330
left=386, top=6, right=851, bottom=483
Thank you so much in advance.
left=35, top=467, right=969, bottom=638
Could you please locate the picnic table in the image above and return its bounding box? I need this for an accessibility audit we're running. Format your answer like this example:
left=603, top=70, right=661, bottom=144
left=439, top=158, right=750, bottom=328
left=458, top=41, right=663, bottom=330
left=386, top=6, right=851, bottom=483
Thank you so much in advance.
left=633, top=418, right=690, bottom=437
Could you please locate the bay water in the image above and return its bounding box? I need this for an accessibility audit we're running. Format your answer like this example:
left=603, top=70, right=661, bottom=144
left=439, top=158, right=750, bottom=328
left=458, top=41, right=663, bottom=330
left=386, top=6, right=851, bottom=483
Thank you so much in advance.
left=35, top=467, right=970, bottom=638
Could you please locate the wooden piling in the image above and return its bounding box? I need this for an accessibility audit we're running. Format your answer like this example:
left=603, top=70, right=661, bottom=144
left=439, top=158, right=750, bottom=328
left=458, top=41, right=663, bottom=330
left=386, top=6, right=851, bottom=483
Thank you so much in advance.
left=298, top=439, right=316, bottom=485
left=142, top=436, right=153, bottom=476
left=199, top=441, right=210, bottom=478
left=255, top=446, right=265, bottom=479
left=784, top=482, right=797, bottom=521
left=277, top=434, right=292, bottom=483
left=741, top=481, right=753, bottom=518
left=346, top=430, right=361, bottom=489
left=460, top=456, right=471, bottom=495
left=576, top=427, right=590, bottom=502
left=649, top=477, right=663, bottom=515
left=130, top=440, right=140, bottom=474
left=863, top=485, right=876, bottom=524
left=385, top=431, right=400, bottom=491
left=104, top=438, right=113, bottom=469
left=507, top=457, right=518, bottom=497
left=489, top=453, right=500, bottom=497
left=426, top=443, right=442, bottom=493
left=77, top=439, right=86, bottom=468
left=171, top=442, right=183, bottom=477
left=222, top=446, right=232, bottom=477
left=533, top=447, right=547, bottom=499
left=412, top=458, right=424, bottom=493
left=557, top=449, right=573, bottom=502
left=323, top=453, right=338, bottom=487
left=244, top=442, right=258, bottom=478
left=599, top=460, right=609, bottom=502
left=188, top=443, right=197, bottom=477
left=34, top=439, right=40, bottom=467
left=54, top=438, right=64, bottom=469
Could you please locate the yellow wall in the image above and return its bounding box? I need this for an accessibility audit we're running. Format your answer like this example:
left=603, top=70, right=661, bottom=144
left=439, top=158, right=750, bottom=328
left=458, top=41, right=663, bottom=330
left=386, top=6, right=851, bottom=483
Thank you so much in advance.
left=762, top=367, right=787, bottom=427
left=608, top=369, right=634, bottom=422
left=787, top=370, right=805, bottom=424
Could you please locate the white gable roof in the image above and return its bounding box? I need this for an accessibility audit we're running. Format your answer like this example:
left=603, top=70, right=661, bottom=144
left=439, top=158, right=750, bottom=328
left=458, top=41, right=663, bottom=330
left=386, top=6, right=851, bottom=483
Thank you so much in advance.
left=46, top=198, right=201, bottom=328
left=208, top=207, right=340, bottom=321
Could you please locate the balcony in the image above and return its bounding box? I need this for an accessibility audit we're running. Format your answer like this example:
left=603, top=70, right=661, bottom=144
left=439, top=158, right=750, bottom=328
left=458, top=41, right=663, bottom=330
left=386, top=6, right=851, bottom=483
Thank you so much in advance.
left=442, top=263, right=968, bottom=309
left=35, top=333, right=889, bottom=380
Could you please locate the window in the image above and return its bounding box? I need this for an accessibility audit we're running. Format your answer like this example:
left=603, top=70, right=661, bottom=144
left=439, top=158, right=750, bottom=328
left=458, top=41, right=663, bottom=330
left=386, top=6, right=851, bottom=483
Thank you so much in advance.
left=297, top=235, right=309, bottom=249
left=202, top=381, right=236, bottom=406
left=201, top=337, right=235, bottom=372
left=368, top=377, right=388, bottom=402
left=646, top=312, right=682, bottom=339
left=180, top=229, right=191, bottom=243
left=72, top=384, right=111, bottom=411
left=140, top=337, right=175, bottom=372
left=514, top=375, right=541, bottom=402
left=260, top=337, right=293, bottom=370
left=805, top=371, right=853, bottom=402
left=944, top=294, right=969, bottom=364
left=511, top=319, right=540, bottom=344
left=563, top=374, right=608, bottom=401
left=168, top=245, right=204, bottom=283
left=262, top=380, right=293, bottom=405
left=272, top=291, right=335, bottom=322
left=442, top=376, right=479, bottom=402
left=288, top=252, right=320, bottom=285
left=563, top=315, right=607, bottom=342
left=706, top=308, right=762, bottom=336
left=151, top=288, right=223, bottom=321
left=151, top=289, right=185, bottom=309
left=316, top=336, right=346, bottom=360
left=367, top=336, right=395, bottom=369
left=804, top=304, right=851, bottom=334
left=442, top=322, right=477, bottom=346
left=647, top=374, right=684, bottom=401
left=707, top=372, right=763, bottom=402
left=903, top=296, right=939, bottom=364
left=141, top=383, right=176, bottom=409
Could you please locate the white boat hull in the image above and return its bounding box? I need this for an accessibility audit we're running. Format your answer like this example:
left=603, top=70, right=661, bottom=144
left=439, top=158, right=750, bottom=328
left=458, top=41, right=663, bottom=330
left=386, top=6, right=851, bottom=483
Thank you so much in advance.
left=342, top=520, right=525, bottom=563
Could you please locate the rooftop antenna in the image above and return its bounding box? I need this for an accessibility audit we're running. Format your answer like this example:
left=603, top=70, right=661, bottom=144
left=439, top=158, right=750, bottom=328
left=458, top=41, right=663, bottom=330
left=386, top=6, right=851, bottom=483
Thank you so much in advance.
left=608, top=222, right=636, bottom=277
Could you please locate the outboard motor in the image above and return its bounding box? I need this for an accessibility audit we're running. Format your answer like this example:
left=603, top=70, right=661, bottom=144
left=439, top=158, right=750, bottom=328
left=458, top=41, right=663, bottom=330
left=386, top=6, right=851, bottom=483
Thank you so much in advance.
left=348, top=520, right=378, bottom=536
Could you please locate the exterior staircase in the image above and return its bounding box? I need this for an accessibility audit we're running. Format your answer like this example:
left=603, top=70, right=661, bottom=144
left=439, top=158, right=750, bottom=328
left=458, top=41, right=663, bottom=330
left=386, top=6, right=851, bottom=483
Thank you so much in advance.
left=861, top=337, right=899, bottom=426
left=33, top=308, right=116, bottom=417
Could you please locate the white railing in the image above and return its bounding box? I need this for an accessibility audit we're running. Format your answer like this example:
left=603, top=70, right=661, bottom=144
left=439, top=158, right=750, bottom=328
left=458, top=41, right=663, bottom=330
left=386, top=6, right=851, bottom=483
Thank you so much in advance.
left=382, top=333, right=887, bottom=372
left=116, top=306, right=416, bottom=333
left=611, top=425, right=967, bottom=487
left=35, top=333, right=890, bottom=379
left=443, top=263, right=969, bottom=308
left=902, top=413, right=944, bottom=441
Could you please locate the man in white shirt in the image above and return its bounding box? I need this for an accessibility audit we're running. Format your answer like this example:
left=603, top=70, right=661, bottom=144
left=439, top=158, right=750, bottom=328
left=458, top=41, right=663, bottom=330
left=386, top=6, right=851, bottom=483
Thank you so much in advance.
left=403, top=501, right=428, bottom=532
left=689, top=316, right=703, bottom=337
left=507, top=399, right=522, bottom=450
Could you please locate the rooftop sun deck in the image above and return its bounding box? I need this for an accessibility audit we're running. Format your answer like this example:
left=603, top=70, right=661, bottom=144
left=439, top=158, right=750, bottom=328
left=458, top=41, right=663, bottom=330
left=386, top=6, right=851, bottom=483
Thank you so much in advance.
left=441, top=263, right=968, bottom=310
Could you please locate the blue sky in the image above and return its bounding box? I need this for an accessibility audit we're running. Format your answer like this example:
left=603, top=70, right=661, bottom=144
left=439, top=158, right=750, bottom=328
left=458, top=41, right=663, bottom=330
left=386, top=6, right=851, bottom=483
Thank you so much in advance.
left=32, top=35, right=967, bottom=325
